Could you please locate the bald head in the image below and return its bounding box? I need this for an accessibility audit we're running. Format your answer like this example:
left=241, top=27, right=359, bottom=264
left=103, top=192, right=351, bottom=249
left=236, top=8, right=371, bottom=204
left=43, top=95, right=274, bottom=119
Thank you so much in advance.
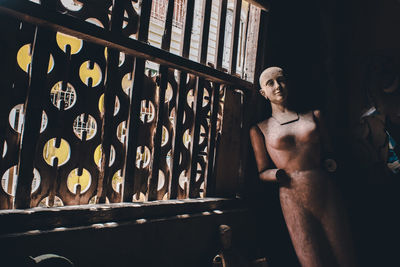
left=259, top=67, right=284, bottom=88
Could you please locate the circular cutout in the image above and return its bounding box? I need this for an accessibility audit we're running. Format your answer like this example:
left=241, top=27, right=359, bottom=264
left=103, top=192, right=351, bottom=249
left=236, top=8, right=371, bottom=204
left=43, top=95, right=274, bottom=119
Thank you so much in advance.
left=79, top=60, right=102, bottom=87
left=165, top=83, right=173, bottom=103
left=2, top=141, right=7, bottom=158
left=48, top=54, right=55, bottom=73
left=169, top=108, right=175, bottom=124
left=117, top=121, right=127, bottom=143
left=112, top=170, right=123, bottom=193
left=183, top=129, right=191, bottom=149
left=174, top=69, right=179, bottom=83
left=195, top=162, right=202, bottom=182
left=104, top=47, right=125, bottom=66
left=89, top=195, right=110, bottom=204
left=50, top=82, right=77, bottom=110
left=161, top=126, right=169, bottom=147
left=39, top=196, right=64, bottom=207
left=122, top=72, right=133, bottom=96
left=56, top=32, right=83, bottom=54
left=31, top=169, right=41, bottom=193
left=200, top=182, right=205, bottom=198
left=132, top=192, right=146, bottom=202
left=186, top=88, right=209, bottom=108
left=202, top=88, right=210, bottom=107
left=123, top=10, right=129, bottom=29
left=8, top=104, right=24, bottom=133
left=17, top=44, right=54, bottom=73
left=94, top=144, right=116, bottom=168
left=67, top=168, right=91, bottom=194
left=187, top=89, right=194, bottom=107
left=182, top=127, right=206, bottom=148
left=60, top=0, right=83, bottom=11
left=157, top=170, right=165, bottom=191
left=199, top=125, right=206, bottom=144
left=178, top=171, right=188, bottom=190
left=139, top=100, right=155, bottom=123
left=43, top=138, right=70, bottom=166
left=135, top=146, right=151, bottom=169
left=73, top=114, right=97, bottom=140
left=8, top=104, right=47, bottom=133
left=40, top=111, right=48, bottom=133
left=98, top=94, right=120, bottom=115
left=86, top=18, right=104, bottom=28
left=1, top=166, right=41, bottom=196
left=166, top=150, right=172, bottom=169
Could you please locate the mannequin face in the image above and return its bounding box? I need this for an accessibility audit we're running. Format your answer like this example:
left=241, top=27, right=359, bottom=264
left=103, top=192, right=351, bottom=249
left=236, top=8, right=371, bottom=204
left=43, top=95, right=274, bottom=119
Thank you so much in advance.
left=259, top=67, right=288, bottom=105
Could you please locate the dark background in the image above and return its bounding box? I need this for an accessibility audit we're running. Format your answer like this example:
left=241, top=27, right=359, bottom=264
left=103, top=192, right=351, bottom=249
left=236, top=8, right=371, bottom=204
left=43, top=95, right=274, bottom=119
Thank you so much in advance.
left=245, top=0, right=400, bottom=266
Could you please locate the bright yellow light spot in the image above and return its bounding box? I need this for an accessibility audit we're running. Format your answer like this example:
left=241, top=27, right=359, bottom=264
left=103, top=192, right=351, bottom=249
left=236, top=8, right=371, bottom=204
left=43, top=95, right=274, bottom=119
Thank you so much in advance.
left=79, top=60, right=102, bottom=87
left=121, top=72, right=133, bottom=95
left=98, top=94, right=105, bottom=114
left=17, top=44, right=54, bottom=73
left=112, top=171, right=123, bottom=193
left=43, top=138, right=70, bottom=166
left=56, top=32, right=82, bottom=54
left=67, top=168, right=91, bottom=194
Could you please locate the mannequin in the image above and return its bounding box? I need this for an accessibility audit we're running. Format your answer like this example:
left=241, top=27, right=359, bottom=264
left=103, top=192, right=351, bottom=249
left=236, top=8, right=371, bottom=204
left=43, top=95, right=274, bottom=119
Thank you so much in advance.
left=250, top=67, right=356, bottom=267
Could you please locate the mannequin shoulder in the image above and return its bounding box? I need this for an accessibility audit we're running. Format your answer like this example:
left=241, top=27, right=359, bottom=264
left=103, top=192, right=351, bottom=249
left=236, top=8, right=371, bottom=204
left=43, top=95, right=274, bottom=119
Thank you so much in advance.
left=250, top=119, right=271, bottom=139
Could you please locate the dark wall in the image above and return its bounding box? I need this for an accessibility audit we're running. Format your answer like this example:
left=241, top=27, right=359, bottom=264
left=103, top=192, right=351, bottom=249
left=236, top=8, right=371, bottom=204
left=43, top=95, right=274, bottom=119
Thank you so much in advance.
left=245, top=0, right=400, bottom=266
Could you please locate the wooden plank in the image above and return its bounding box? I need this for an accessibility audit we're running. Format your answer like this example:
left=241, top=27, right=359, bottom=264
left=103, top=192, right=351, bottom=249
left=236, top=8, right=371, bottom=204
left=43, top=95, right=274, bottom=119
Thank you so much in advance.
left=0, top=0, right=253, bottom=90
left=214, top=87, right=242, bottom=197
left=188, top=0, right=212, bottom=198
left=0, top=198, right=243, bottom=235
left=96, top=0, right=125, bottom=203
left=14, top=26, right=52, bottom=209
left=148, top=0, right=175, bottom=201
left=230, top=0, right=242, bottom=75
left=169, top=0, right=196, bottom=199
left=237, top=8, right=268, bottom=196
left=216, top=0, right=227, bottom=70
left=161, top=0, right=174, bottom=52
left=122, top=0, right=153, bottom=202
left=204, top=83, right=221, bottom=196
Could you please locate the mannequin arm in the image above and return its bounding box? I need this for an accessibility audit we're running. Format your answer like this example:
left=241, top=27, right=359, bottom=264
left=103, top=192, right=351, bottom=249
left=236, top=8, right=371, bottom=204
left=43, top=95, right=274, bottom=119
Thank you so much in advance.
left=250, top=125, right=280, bottom=182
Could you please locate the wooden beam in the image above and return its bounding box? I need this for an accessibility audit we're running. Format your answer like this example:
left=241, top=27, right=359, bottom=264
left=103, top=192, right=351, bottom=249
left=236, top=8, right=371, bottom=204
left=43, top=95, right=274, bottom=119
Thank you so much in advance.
left=148, top=0, right=175, bottom=201
left=0, top=0, right=253, bottom=90
left=14, top=26, right=52, bottom=209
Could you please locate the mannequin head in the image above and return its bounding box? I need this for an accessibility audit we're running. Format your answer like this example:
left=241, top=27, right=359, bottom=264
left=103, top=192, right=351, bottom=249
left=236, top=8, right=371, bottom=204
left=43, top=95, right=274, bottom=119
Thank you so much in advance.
left=259, top=67, right=288, bottom=106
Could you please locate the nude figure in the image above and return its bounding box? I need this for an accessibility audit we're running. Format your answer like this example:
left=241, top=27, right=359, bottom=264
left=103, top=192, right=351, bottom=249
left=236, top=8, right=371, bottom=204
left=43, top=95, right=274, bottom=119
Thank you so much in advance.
left=250, top=67, right=357, bottom=267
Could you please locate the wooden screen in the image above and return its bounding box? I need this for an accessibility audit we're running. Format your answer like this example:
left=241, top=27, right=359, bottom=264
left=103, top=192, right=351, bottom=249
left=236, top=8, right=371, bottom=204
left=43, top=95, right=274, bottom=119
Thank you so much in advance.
left=0, top=0, right=260, bottom=209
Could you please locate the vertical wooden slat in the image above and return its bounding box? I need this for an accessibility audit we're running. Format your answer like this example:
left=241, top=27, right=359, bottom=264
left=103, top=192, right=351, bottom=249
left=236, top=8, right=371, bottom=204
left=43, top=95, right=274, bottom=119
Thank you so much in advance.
left=214, top=86, right=242, bottom=197
left=229, top=0, right=242, bottom=74
left=236, top=9, right=268, bottom=196
left=204, top=83, right=220, bottom=197
left=0, top=15, right=19, bottom=180
left=96, top=0, right=125, bottom=203
left=204, top=0, right=227, bottom=196
left=216, top=0, right=227, bottom=70
left=169, top=0, right=195, bottom=199
left=147, top=0, right=174, bottom=201
left=198, top=0, right=212, bottom=65
left=161, top=0, right=174, bottom=52
left=14, top=27, right=52, bottom=209
left=188, top=0, right=212, bottom=198
left=241, top=5, right=250, bottom=78
left=123, top=0, right=153, bottom=202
